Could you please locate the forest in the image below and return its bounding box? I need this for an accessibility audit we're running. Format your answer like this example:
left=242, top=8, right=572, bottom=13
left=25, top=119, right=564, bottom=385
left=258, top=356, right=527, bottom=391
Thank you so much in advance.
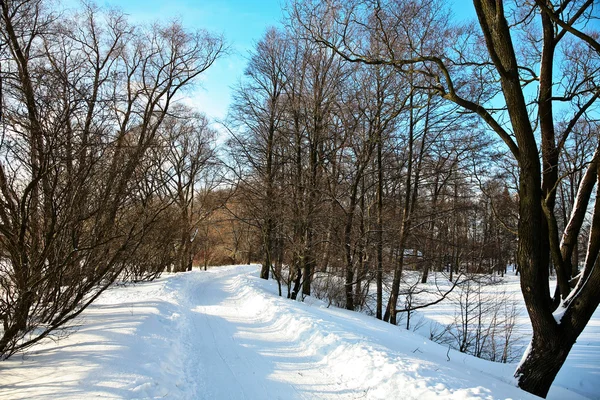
left=1, top=0, right=599, bottom=398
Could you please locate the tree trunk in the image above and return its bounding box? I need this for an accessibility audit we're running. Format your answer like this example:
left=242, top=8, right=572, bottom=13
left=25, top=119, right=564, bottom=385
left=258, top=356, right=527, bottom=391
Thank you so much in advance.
left=302, top=233, right=313, bottom=296
left=384, top=246, right=405, bottom=324
left=344, top=184, right=359, bottom=310
left=376, top=131, right=384, bottom=320
left=516, top=332, right=575, bottom=398
left=291, top=261, right=302, bottom=300
left=261, top=221, right=272, bottom=280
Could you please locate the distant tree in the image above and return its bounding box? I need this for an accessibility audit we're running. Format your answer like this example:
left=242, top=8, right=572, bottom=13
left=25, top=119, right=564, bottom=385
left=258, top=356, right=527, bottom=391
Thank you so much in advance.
left=160, top=107, right=220, bottom=273
left=227, top=28, right=289, bottom=281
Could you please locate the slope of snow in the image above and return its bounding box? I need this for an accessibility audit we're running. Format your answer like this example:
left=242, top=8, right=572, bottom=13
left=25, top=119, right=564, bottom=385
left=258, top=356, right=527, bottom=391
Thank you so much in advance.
left=0, top=265, right=591, bottom=399
left=402, top=272, right=600, bottom=399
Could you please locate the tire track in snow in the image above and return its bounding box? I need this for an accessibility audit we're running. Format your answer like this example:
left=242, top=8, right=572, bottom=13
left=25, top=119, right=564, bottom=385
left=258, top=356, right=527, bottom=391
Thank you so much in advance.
left=169, top=266, right=381, bottom=400
left=167, top=267, right=295, bottom=400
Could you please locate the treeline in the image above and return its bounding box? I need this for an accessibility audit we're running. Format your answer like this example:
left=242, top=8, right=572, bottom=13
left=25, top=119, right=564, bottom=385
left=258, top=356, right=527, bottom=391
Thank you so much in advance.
left=226, top=27, right=522, bottom=319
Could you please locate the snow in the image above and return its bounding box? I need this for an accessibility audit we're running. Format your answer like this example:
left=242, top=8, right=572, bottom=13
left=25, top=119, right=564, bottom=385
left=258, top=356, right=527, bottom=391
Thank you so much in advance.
left=407, top=272, right=600, bottom=399
left=0, top=265, right=596, bottom=399
left=514, top=341, right=532, bottom=387
left=553, top=304, right=567, bottom=324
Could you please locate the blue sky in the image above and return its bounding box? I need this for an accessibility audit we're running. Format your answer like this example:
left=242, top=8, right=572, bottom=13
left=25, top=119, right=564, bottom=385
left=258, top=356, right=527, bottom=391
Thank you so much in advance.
left=104, top=0, right=286, bottom=122
left=89, top=0, right=476, bottom=122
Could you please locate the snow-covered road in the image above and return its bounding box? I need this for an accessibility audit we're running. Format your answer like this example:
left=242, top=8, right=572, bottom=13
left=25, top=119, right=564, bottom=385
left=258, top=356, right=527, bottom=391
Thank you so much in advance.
left=0, top=265, right=589, bottom=399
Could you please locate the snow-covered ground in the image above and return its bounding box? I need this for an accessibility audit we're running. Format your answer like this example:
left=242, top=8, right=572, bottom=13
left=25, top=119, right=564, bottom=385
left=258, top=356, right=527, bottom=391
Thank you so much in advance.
left=408, top=272, right=600, bottom=400
left=0, top=265, right=596, bottom=399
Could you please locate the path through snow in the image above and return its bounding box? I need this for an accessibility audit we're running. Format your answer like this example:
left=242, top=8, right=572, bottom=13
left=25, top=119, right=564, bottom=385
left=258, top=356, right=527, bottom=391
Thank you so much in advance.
left=0, top=265, right=589, bottom=399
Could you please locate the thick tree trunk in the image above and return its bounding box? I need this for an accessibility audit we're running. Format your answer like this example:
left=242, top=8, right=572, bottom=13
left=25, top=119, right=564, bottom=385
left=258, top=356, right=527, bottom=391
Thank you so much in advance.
left=384, top=247, right=405, bottom=324
left=474, top=2, right=562, bottom=396
left=261, top=221, right=272, bottom=280
left=512, top=163, right=557, bottom=399
left=516, top=332, right=575, bottom=398
left=291, top=262, right=302, bottom=300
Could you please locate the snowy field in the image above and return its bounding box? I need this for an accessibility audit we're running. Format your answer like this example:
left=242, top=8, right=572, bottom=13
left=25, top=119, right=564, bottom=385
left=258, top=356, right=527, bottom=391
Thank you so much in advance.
left=409, top=272, right=600, bottom=400
left=0, top=265, right=597, bottom=399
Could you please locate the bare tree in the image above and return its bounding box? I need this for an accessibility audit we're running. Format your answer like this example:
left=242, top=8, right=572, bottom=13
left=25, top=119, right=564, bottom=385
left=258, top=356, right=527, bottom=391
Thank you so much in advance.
left=160, top=106, right=220, bottom=273
left=227, top=27, right=289, bottom=281
left=0, top=0, right=224, bottom=358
